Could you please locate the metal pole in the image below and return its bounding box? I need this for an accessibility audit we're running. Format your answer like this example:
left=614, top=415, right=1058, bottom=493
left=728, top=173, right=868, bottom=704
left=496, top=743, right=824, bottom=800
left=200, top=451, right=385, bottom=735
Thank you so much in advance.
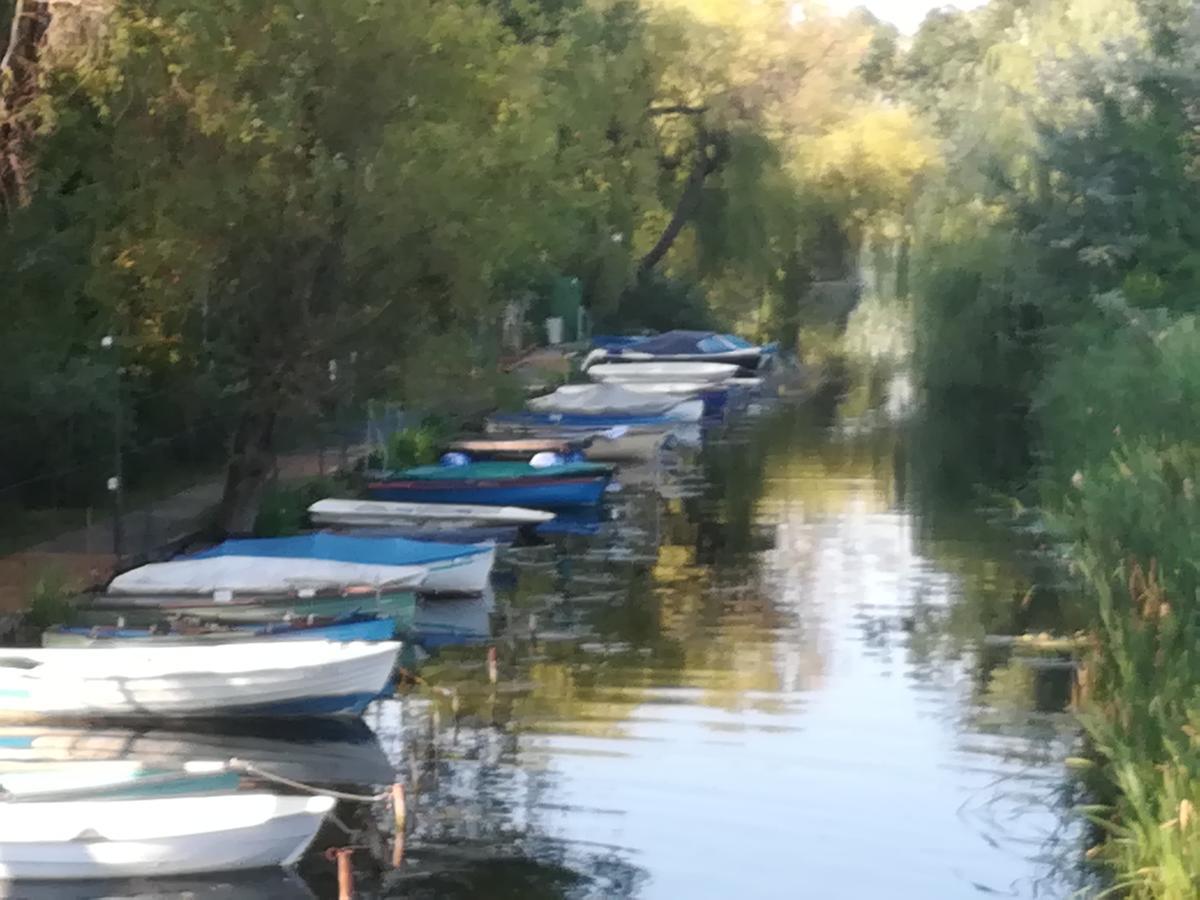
left=103, top=335, right=124, bottom=561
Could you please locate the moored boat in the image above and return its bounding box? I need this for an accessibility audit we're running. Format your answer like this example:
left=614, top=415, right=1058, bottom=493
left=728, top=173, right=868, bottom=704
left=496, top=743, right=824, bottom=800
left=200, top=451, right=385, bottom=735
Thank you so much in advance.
left=486, top=398, right=703, bottom=430
left=0, top=792, right=334, bottom=880
left=527, top=383, right=684, bottom=416
left=42, top=613, right=396, bottom=648
left=367, top=461, right=612, bottom=509
left=480, top=420, right=675, bottom=462
left=0, top=640, right=401, bottom=720
left=108, top=554, right=426, bottom=595
left=0, top=760, right=240, bottom=802
left=309, top=497, right=554, bottom=528
left=586, top=361, right=739, bottom=384
left=187, top=533, right=495, bottom=595
left=85, top=582, right=417, bottom=629
left=583, top=330, right=768, bottom=373
left=446, top=436, right=588, bottom=461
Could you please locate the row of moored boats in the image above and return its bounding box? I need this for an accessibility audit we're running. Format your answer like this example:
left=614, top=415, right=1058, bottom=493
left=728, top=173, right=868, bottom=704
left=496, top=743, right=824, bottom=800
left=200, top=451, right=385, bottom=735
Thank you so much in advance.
left=0, top=330, right=777, bottom=884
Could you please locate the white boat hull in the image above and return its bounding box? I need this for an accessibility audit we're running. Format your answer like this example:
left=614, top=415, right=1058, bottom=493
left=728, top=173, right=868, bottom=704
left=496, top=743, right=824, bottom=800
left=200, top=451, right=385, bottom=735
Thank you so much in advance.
left=0, top=641, right=400, bottom=720
left=663, top=398, right=704, bottom=422
left=527, top=383, right=682, bottom=416
left=586, top=362, right=739, bottom=384
left=308, top=498, right=553, bottom=528
left=418, top=543, right=495, bottom=593
left=617, top=381, right=713, bottom=396
left=0, top=792, right=333, bottom=880
left=108, top=556, right=426, bottom=595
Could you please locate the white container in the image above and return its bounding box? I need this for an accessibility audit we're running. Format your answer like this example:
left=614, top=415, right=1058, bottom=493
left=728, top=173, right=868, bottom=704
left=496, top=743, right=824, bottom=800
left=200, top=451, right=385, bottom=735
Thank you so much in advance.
left=544, top=316, right=565, bottom=345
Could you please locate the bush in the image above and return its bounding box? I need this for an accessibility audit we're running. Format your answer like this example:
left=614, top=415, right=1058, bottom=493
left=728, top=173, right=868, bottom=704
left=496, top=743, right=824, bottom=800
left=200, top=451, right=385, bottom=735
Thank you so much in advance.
left=254, top=476, right=345, bottom=537
left=26, top=566, right=79, bottom=629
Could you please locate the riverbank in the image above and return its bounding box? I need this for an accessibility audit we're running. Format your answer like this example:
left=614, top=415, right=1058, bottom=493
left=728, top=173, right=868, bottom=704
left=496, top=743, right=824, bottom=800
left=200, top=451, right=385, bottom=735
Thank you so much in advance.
left=1056, top=444, right=1200, bottom=898
left=0, top=448, right=357, bottom=614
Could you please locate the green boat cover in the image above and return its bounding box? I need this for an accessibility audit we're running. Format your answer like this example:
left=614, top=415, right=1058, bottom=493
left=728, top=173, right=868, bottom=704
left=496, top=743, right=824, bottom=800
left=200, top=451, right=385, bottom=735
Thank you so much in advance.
left=391, top=461, right=612, bottom=481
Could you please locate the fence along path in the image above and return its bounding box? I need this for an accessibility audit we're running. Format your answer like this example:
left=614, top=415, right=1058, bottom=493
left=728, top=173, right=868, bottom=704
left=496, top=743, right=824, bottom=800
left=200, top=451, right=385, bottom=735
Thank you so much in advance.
left=0, top=449, right=354, bottom=613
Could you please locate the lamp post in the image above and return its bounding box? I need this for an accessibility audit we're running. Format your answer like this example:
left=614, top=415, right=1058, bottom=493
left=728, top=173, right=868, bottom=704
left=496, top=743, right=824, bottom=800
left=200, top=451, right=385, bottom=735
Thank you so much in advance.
left=102, top=334, right=124, bottom=560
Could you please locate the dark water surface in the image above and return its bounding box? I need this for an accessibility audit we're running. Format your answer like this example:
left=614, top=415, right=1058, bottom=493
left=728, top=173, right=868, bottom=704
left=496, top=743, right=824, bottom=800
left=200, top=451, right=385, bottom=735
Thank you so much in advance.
left=345, top=392, right=1084, bottom=899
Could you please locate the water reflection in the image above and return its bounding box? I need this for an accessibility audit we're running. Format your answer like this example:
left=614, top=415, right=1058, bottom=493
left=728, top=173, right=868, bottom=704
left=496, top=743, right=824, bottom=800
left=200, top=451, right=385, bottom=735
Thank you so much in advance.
left=365, top=395, right=1082, bottom=898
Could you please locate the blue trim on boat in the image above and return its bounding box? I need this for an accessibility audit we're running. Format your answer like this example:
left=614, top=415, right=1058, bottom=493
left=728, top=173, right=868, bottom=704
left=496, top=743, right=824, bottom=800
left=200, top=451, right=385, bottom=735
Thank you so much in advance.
left=188, top=532, right=488, bottom=567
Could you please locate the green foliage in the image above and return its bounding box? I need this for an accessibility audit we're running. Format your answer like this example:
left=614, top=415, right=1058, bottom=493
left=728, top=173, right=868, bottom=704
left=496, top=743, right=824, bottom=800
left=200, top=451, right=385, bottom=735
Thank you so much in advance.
left=597, top=272, right=713, bottom=333
left=253, top=476, right=344, bottom=537
left=902, top=0, right=1200, bottom=887
left=383, top=425, right=449, bottom=470
left=26, top=566, right=79, bottom=629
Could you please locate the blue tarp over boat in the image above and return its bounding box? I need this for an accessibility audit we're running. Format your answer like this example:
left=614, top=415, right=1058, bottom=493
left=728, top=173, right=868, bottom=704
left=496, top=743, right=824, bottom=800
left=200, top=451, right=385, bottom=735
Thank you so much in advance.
left=190, top=532, right=486, bottom=567
left=592, top=330, right=766, bottom=372
left=188, top=532, right=496, bottom=594
left=590, top=335, right=649, bottom=351
left=613, top=330, right=753, bottom=356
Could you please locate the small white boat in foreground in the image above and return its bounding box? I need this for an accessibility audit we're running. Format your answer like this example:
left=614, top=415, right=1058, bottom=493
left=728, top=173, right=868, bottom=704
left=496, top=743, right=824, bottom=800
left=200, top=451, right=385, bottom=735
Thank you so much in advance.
left=308, top=498, right=554, bottom=528
left=0, top=792, right=333, bottom=880
left=0, top=640, right=400, bottom=720
left=586, top=361, right=739, bottom=385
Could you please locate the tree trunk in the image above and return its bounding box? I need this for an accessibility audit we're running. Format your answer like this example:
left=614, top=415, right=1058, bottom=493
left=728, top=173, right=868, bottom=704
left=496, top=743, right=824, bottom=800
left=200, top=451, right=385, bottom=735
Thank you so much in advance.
left=215, top=400, right=278, bottom=536
left=636, top=131, right=718, bottom=277
left=0, top=0, right=51, bottom=212
left=778, top=250, right=810, bottom=354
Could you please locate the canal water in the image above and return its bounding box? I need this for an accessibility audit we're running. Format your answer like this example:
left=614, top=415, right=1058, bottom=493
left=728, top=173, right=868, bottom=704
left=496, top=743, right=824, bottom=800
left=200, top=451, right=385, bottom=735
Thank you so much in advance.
left=2, top=382, right=1086, bottom=899
left=320, top=384, right=1084, bottom=898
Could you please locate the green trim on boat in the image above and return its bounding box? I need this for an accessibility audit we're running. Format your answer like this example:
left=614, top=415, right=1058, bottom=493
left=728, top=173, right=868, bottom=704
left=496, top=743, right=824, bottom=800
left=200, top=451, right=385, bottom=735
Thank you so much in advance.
left=390, top=461, right=612, bottom=481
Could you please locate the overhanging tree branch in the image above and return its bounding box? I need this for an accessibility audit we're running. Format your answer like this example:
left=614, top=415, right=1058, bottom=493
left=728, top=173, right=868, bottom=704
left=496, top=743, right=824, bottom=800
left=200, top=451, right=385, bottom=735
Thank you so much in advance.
left=636, top=128, right=724, bottom=276
left=647, top=103, right=707, bottom=117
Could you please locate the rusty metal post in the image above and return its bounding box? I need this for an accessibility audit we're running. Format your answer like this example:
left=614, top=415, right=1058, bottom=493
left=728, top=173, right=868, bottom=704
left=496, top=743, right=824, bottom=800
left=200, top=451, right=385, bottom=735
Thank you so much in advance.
left=325, top=847, right=354, bottom=900
left=392, top=782, right=407, bottom=868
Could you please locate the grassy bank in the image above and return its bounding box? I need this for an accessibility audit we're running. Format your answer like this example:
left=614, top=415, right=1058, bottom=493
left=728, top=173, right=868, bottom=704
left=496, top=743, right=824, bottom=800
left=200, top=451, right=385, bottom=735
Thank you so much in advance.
left=1055, top=441, right=1200, bottom=898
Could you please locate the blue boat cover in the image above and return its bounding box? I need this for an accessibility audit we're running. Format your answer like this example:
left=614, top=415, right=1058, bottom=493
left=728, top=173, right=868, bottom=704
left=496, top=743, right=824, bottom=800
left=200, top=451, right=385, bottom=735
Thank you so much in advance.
left=188, top=532, right=486, bottom=566
left=611, top=330, right=756, bottom=356
left=590, top=335, right=650, bottom=350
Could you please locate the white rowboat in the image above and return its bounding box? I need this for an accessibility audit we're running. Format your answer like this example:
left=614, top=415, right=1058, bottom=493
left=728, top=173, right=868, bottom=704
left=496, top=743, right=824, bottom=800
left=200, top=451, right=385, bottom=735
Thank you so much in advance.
left=617, top=381, right=714, bottom=396
left=107, top=556, right=426, bottom=595
left=0, top=760, right=238, bottom=801
left=308, top=498, right=554, bottom=528
left=0, top=792, right=334, bottom=880
left=0, top=640, right=400, bottom=720
left=527, top=383, right=682, bottom=416
left=586, top=362, right=739, bottom=384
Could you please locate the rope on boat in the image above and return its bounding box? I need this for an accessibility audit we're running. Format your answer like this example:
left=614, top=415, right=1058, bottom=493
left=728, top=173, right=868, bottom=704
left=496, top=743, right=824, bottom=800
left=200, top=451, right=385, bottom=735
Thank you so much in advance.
left=229, top=758, right=391, bottom=802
